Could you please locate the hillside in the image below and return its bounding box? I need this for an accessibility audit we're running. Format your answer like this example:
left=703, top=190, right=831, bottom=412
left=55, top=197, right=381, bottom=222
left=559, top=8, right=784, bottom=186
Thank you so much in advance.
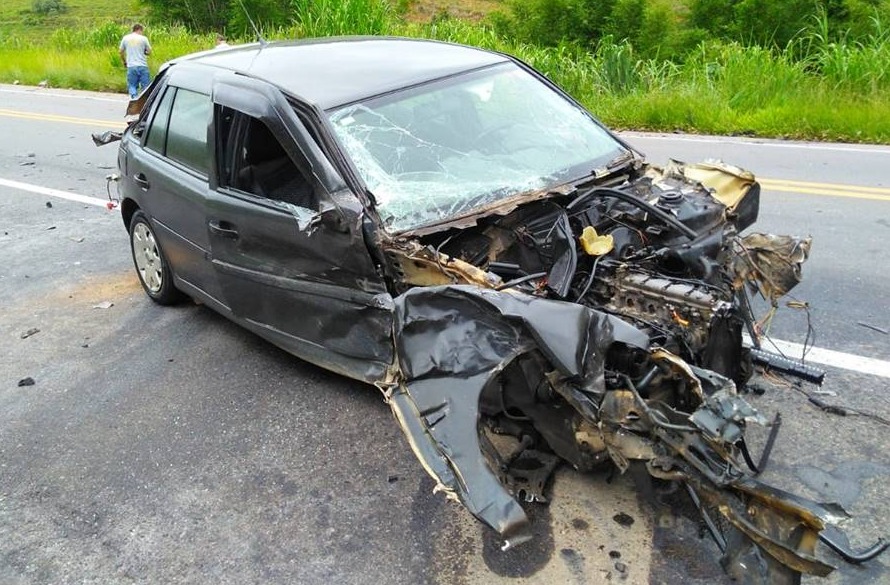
left=0, top=0, right=499, bottom=40
left=0, top=0, right=144, bottom=38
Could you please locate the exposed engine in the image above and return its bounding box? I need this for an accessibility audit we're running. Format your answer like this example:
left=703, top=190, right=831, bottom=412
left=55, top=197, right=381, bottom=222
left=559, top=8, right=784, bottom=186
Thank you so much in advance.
left=382, top=160, right=885, bottom=583
left=420, top=160, right=779, bottom=386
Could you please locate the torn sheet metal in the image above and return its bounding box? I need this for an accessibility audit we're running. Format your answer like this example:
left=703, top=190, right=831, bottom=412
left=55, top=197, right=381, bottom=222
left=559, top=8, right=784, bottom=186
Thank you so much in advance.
left=733, top=233, right=812, bottom=301
left=388, top=285, right=646, bottom=545
left=386, top=283, right=871, bottom=581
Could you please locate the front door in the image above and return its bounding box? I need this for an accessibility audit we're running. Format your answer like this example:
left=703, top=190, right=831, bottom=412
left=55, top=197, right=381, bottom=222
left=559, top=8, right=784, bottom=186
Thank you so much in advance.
left=205, top=75, right=393, bottom=382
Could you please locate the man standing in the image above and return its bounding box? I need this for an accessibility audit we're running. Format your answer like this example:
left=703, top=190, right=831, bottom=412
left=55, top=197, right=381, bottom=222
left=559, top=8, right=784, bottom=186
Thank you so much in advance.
left=119, top=24, right=152, bottom=99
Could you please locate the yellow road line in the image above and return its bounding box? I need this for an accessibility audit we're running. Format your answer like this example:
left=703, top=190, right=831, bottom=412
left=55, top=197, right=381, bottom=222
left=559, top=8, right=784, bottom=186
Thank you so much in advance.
left=0, top=108, right=125, bottom=129
left=1, top=106, right=888, bottom=202
left=760, top=178, right=890, bottom=196
left=760, top=179, right=890, bottom=202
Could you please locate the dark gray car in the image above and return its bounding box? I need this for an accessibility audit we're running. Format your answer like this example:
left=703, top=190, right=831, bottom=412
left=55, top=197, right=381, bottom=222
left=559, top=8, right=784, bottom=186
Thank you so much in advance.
left=104, top=37, right=885, bottom=583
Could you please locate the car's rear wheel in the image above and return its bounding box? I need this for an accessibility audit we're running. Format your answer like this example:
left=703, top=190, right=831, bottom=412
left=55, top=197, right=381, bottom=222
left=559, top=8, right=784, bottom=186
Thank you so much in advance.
left=129, top=210, right=182, bottom=305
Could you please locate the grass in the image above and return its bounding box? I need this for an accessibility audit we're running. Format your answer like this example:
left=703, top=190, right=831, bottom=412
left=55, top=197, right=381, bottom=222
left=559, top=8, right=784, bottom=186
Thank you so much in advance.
left=0, top=1, right=887, bottom=143
left=0, top=0, right=144, bottom=39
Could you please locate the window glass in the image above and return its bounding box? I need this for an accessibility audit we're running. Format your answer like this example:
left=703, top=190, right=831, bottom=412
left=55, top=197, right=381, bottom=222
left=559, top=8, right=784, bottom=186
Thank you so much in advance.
left=218, top=107, right=314, bottom=209
left=166, top=88, right=212, bottom=174
left=144, top=86, right=175, bottom=154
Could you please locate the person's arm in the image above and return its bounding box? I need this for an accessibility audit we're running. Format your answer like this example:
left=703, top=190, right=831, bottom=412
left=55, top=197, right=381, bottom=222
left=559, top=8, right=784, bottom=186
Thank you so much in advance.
left=119, top=46, right=127, bottom=67
left=143, top=38, right=151, bottom=56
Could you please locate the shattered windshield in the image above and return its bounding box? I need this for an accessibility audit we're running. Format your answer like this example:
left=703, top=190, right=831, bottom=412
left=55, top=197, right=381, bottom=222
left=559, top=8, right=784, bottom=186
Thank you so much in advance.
left=329, top=63, right=625, bottom=232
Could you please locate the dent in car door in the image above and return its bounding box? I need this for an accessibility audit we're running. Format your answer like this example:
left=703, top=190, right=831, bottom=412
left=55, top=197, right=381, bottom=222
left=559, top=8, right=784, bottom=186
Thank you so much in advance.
left=206, top=74, right=393, bottom=383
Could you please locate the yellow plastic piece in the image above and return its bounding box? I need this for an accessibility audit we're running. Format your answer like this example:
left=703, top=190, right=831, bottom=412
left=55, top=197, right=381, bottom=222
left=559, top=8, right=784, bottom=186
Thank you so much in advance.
left=579, top=226, right=614, bottom=256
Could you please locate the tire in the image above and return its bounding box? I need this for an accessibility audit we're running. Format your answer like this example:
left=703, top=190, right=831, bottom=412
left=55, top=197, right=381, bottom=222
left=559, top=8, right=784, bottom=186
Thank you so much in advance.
left=129, top=210, right=183, bottom=305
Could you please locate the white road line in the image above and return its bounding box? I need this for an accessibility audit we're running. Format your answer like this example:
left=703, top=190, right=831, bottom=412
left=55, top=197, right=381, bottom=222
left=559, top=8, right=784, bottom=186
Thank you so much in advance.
left=746, top=335, right=890, bottom=379
left=0, top=87, right=127, bottom=104
left=620, top=133, right=890, bottom=155
left=0, top=177, right=114, bottom=209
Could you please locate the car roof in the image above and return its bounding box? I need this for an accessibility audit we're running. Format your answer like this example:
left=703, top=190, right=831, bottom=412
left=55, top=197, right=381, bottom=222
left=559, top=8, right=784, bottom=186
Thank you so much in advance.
left=185, top=37, right=510, bottom=110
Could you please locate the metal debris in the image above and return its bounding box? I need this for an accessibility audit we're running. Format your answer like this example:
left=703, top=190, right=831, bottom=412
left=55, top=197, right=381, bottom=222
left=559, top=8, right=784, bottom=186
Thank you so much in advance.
left=20, top=328, right=40, bottom=339
left=857, top=321, right=888, bottom=335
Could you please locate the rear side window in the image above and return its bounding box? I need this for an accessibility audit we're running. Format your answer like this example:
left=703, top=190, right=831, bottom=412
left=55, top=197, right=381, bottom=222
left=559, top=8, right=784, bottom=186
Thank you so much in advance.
left=144, top=85, right=212, bottom=176
left=166, top=89, right=212, bottom=174
left=144, top=86, right=174, bottom=154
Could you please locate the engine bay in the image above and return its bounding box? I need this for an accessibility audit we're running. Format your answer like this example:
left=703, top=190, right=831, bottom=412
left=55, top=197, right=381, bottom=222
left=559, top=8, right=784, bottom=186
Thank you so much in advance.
left=380, top=159, right=885, bottom=583
left=416, top=160, right=787, bottom=386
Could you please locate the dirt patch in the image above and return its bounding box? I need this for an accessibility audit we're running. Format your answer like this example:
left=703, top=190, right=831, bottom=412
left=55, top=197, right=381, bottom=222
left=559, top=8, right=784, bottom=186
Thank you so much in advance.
left=404, top=0, right=502, bottom=22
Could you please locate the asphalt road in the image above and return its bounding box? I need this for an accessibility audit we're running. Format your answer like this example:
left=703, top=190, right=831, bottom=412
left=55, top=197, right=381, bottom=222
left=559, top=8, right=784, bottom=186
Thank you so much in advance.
left=0, top=84, right=888, bottom=585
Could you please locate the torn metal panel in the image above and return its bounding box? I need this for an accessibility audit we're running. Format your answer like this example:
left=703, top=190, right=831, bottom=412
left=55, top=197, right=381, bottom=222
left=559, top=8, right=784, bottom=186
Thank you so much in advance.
left=389, top=285, right=647, bottom=544
left=388, top=282, right=869, bottom=582
left=384, top=240, right=502, bottom=289
left=734, top=233, right=812, bottom=301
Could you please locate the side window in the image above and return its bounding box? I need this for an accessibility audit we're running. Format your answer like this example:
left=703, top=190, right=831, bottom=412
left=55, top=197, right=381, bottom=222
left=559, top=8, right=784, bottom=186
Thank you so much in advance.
left=144, top=86, right=175, bottom=154
left=166, top=89, right=212, bottom=175
left=217, top=106, right=315, bottom=209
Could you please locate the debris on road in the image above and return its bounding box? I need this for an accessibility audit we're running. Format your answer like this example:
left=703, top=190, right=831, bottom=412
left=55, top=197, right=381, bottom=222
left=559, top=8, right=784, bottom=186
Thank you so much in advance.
left=20, top=328, right=40, bottom=339
left=612, top=513, right=635, bottom=528
left=45, top=201, right=53, bottom=208
left=92, top=301, right=114, bottom=309
left=857, top=321, right=888, bottom=335
left=17, top=377, right=35, bottom=387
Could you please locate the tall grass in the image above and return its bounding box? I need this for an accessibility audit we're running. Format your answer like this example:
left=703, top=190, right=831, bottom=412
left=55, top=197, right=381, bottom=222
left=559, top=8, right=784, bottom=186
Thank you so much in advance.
left=0, top=3, right=887, bottom=143
left=292, top=0, right=392, bottom=37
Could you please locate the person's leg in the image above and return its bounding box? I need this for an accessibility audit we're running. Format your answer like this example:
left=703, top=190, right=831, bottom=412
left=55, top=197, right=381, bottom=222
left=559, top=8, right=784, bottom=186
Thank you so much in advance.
left=126, top=67, right=138, bottom=99
left=137, top=66, right=151, bottom=94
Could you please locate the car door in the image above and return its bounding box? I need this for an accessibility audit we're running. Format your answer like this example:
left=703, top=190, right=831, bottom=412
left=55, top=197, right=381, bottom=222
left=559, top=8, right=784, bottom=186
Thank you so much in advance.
left=124, top=68, right=226, bottom=305
left=206, top=74, right=394, bottom=383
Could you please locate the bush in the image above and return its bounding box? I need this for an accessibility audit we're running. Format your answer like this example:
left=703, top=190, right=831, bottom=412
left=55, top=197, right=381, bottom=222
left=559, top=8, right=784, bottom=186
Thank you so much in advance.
left=32, top=0, right=68, bottom=15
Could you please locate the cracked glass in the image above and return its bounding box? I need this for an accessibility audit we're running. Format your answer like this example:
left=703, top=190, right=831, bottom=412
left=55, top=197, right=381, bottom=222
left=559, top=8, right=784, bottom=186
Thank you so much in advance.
left=329, top=63, right=625, bottom=232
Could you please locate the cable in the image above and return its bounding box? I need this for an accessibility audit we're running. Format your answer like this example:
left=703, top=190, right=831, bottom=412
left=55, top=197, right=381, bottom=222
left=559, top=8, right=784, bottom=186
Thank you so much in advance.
left=574, top=255, right=604, bottom=302
left=495, top=271, right=548, bottom=291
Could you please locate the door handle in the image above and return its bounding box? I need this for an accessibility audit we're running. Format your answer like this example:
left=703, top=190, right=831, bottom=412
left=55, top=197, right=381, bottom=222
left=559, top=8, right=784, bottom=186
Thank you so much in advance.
left=133, top=172, right=150, bottom=190
left=208, top=220, right=239, bottom=239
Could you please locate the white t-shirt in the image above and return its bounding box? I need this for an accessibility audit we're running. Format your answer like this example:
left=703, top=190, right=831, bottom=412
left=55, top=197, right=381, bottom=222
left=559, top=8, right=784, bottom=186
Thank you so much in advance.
left=120, top=32, right=151, bottom=68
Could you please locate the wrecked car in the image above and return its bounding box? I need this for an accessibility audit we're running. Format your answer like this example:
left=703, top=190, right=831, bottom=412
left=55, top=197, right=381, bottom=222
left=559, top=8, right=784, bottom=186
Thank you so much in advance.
left=103, top=37, right=885, bottom=582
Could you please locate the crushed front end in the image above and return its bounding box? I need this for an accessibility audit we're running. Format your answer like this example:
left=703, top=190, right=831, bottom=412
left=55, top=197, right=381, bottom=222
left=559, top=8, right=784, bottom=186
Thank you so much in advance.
left=380, top=159, right=885, bottom=583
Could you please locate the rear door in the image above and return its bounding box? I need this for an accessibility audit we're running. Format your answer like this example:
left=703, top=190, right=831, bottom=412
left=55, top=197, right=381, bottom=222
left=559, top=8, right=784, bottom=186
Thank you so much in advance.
left=206, top=74, right=394, bottom=382
left=124, top=68, right=226, bottom=304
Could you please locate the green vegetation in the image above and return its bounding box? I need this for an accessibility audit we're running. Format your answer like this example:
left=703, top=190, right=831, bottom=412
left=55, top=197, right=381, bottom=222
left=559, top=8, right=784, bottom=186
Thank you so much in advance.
left=0, top=0, right=888, bottom=142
